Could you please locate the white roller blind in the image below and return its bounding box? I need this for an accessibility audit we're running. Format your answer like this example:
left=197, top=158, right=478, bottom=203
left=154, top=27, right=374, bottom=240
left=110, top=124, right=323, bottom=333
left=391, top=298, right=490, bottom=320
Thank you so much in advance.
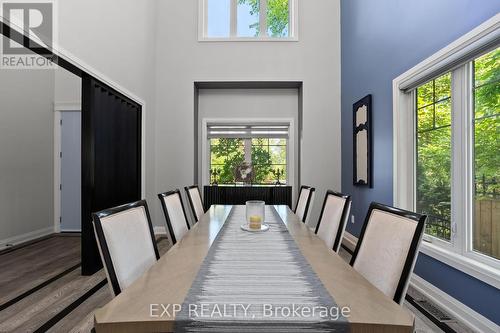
left=399, top=21, right=500, bottom=92
left=207, top=124, right=289, bottom=139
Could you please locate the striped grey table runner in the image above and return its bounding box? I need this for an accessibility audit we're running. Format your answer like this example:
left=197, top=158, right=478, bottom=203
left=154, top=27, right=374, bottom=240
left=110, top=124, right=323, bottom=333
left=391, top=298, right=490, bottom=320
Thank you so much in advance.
left=175, top=205, right=349, bottom=332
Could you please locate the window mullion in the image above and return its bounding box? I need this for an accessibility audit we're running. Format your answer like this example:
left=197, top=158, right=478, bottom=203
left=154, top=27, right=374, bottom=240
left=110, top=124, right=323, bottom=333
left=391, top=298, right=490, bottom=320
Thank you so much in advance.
left=463, top=63, right=474, bottom=256
left=260, top=0, right=268, bottom=37
left=450, top=65, right=470, bottom=254
left=230, top=0, right=237, bottom=37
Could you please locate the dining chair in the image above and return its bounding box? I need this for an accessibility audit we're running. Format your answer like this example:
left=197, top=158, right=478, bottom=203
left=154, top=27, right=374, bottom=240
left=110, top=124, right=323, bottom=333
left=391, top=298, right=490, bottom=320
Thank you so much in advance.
left=184, top=185, right=205, bottom=223
left=158, top=189, right=191, bottom=245
left=315, top=190, right=351, bottom=252
left=349, top=202, right=426, bottom=304
left=92, top=200, right=160, bottom=297
left=294, top=185, right=315, bottom=223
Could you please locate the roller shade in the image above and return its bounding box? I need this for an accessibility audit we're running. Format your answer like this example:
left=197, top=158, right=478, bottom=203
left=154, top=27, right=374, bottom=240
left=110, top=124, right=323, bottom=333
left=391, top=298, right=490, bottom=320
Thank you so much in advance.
left=399, top=22, right=500, bottom=92
left=207, top=124, right=289, bottom=139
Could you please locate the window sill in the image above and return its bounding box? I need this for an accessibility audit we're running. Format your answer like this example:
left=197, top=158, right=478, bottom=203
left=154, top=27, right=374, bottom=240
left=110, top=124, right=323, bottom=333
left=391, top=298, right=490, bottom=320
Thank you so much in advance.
left=420, top=241, right=500, bottom=289
left=198, top=36, right=299, bottom=42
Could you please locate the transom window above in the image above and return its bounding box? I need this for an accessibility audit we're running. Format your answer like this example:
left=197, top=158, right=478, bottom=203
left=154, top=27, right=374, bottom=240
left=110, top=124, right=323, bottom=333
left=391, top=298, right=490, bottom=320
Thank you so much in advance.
left=199, top=0, right=297, bottom=40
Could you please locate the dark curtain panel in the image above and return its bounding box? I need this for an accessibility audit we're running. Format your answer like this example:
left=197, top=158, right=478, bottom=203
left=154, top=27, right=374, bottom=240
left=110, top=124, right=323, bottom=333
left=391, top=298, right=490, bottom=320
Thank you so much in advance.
left=81, top=74, right=142, bottom=275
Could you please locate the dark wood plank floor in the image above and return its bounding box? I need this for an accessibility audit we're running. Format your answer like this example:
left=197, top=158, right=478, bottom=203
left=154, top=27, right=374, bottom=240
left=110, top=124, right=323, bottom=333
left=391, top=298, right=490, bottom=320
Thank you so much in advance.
left=0, top=235, right=81, bottom=306
left=0, top=235, right=170, bottom=333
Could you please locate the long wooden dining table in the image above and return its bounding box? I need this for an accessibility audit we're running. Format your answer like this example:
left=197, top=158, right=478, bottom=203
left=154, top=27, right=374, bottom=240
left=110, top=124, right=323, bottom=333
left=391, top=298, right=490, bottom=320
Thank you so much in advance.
left=94, top=205, right=414, bottom=333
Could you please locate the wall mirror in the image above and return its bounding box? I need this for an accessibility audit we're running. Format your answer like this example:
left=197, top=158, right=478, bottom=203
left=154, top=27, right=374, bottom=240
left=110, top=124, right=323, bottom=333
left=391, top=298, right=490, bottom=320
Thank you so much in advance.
left=353, top=94, right=372, bottom=187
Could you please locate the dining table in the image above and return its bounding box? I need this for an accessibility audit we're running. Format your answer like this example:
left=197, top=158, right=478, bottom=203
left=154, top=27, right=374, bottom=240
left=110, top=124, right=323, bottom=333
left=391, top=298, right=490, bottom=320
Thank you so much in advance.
left=94, top=205, right=414, bottom=333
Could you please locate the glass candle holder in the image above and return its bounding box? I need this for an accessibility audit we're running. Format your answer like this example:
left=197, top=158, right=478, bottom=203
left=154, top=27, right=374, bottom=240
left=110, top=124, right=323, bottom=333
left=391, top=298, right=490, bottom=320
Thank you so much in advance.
left=246, top=200, right=265, bottom=229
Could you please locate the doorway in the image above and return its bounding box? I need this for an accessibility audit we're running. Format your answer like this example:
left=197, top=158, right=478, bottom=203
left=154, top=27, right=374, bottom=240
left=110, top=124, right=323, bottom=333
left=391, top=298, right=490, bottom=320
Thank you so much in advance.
left=60, top=111, right=82, bottom=232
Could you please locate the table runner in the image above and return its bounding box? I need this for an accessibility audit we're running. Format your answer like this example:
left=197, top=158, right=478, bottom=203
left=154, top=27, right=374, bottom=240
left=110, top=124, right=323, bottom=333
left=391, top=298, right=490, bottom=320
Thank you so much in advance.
left=175, top=206, right=349, bottom=332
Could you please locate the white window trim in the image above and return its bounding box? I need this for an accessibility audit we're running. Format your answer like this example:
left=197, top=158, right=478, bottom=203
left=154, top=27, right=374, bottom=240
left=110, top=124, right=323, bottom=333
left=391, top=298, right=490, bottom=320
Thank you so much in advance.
left=393, top=13, right=500, bottom=289
left=198, top=0, right=299, bottom=42
left=201, top=117, right=295, bottom=191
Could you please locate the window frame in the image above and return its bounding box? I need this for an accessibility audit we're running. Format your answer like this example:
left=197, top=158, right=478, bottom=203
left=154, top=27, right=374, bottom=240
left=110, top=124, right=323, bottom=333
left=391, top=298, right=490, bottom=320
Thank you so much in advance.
left=208, top=137, right=288, bottom=185
left=198, top=0, right=299, bottom=42
left=393, top=14, right=500, bottom=289
left=201, top=117, right=296, bottom=190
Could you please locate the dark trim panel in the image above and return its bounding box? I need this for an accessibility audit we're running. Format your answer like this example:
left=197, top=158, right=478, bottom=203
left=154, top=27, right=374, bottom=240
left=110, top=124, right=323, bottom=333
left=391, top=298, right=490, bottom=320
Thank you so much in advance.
left=92, top=200, right=159, bottom=296
left=158, top=189, right=191, bottom=245
left=315, top=190, right=352, bottom=252
left=194, top=81, right=303, bottom=89
left=352, top=94, right=373, bottom=187
left=349, top=202, right=427, bottom=304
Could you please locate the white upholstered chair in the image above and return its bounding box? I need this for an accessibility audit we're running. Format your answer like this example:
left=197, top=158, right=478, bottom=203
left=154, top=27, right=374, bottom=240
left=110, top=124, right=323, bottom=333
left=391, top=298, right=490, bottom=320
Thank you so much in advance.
left=315, top=190, right=351, bottom=252
left=185, top=185, right=205, bottom=223
left=350, top=202, right=426, bottom=304
left=294, top=185, right=315, bottom=223
left=92, top=200, right=160, bottom=297
left=158, top=189, right=191, bottom=245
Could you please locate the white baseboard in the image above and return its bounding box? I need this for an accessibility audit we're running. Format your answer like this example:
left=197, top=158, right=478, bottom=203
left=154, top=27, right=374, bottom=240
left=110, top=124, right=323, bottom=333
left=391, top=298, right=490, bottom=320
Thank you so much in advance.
left=411, top=274, right=498, bottom=333
left=0, top=226, right=54, bottom=250
left=154, top=226, right=167, bottom=236
left=342, top=231, right=498, bottom=333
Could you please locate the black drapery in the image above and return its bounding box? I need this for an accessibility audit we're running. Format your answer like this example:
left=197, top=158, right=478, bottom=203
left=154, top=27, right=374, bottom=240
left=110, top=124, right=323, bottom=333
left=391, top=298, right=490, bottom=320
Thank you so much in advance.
left=81, top=75, right=142, bottom=275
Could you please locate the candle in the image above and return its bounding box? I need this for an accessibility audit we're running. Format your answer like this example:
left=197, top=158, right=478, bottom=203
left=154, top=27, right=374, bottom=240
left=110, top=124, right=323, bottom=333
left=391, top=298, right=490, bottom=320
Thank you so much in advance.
left=249, top=215, right=262, bottom=229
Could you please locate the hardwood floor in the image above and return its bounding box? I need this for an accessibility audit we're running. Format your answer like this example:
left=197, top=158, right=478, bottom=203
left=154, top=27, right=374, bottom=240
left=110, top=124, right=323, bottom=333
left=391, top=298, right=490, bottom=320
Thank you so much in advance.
left=0, top=235, right=80, bottom=307
left=0, top=235, right=170, bottom=333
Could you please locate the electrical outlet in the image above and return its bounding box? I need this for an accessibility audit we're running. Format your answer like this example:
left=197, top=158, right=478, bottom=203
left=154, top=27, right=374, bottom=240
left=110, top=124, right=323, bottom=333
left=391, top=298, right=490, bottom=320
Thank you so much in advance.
left=351, top=215, right=355, bottom=224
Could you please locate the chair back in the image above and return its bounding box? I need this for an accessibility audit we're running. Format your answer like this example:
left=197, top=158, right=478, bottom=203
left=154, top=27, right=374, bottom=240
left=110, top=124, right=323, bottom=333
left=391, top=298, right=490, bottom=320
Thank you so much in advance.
left=315, top=190, right=351, bottom=252
left=158, top=190, right=191, bottom=245
left=295, top=185, right=315, bottom=222
left=350, top=202, right=426, bottom=304
left=92, top=200, right=159, bottom=297
left=185, top=185, right=205, bottom=222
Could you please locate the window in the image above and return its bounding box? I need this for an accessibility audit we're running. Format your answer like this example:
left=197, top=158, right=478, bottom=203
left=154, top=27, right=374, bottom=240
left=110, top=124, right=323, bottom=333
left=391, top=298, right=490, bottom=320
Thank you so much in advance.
left=413, top=48, right=499, bottom=258
left=472, top=49, right=499, bottom=260
left=416, top=73, right=452, bottom=241
left=200, top=0, right=297, bottom=40
left=393, top=18, right=500, bottom=286
left=208, top=125, right=288, bottom=185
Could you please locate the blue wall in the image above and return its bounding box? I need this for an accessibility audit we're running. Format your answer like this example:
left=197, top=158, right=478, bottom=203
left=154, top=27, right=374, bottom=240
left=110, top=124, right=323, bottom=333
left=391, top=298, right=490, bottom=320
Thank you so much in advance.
left=341, top=0, right=500, bottom=324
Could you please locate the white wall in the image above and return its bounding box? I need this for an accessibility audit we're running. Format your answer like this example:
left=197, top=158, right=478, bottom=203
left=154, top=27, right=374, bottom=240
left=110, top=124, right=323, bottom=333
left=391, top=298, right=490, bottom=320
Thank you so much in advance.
left=154, top=0, right=341, bottom=227
left=1, top=0, right=160, bottom=244
left=198, top=88, right=299, bottom=199
left=0, top=69, right=55, bottom=244
left=2, top=0, right=341, bottom=241
left=55, top=0, right=159, bottom=221
left=55, top=68, right=81, bottom=104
